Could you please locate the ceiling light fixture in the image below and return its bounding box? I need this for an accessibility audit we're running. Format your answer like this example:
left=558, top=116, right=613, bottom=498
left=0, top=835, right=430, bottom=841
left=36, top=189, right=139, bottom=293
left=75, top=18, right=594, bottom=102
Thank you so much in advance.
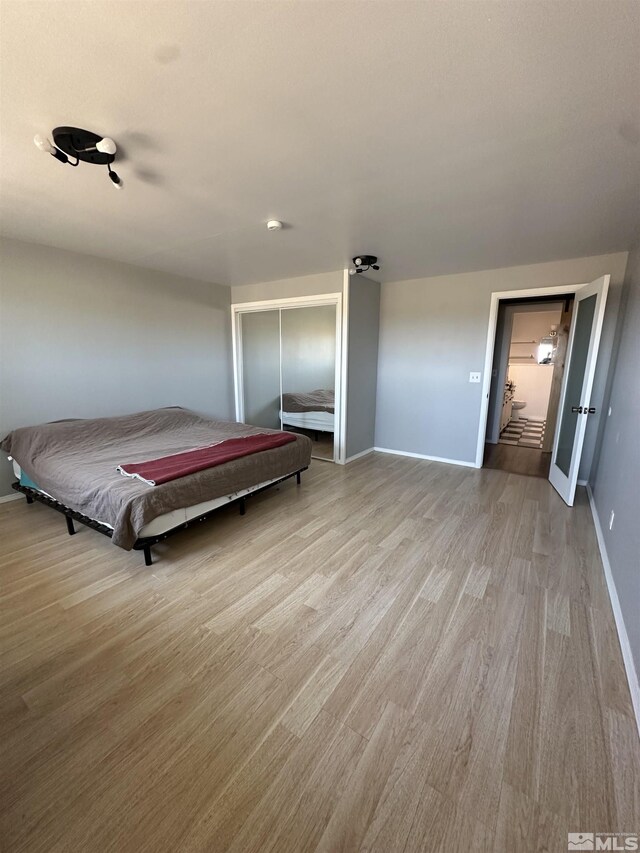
left=33, top=126, right=123, bottom=189
left=349, top=255, right=380, bottom=275
left=266, top=220, right=283, bottom=231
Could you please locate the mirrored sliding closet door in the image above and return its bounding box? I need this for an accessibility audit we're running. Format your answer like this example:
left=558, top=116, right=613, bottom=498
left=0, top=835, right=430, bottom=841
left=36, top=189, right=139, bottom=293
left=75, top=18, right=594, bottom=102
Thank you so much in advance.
left=236, top=300, right=340, bottom=463
left=280, top=305, right=337, bottom=461
left=240, top=310, right=281, bottom=431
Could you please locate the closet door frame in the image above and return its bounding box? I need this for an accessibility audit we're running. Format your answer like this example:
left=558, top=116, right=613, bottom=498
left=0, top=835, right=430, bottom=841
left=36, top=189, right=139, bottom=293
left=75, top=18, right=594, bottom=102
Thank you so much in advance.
left=231, top=293, right=345, bottom=464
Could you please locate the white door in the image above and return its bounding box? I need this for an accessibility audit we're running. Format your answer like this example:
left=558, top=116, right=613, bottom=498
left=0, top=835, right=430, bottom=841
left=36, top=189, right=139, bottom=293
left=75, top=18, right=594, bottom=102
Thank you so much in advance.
left=549, top=275, right=610, bottom=505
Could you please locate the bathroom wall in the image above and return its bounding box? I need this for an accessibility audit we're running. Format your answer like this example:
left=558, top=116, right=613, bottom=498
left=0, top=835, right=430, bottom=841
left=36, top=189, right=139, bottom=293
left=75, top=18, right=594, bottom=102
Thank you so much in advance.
left=507, top=364, right=554, bottom=420
left=508, top=309, right=562, bottom=365
left=507, top=307, right=562, bottom=421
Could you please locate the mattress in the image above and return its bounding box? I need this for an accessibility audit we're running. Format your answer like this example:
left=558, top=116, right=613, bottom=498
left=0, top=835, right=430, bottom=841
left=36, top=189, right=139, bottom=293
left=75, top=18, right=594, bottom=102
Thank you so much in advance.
left=11, top=459, right=286, bottom=538
left=2, top=408, right=312, bottom=549
left=281, top=390, right=334, bottom=414
left=280, top=410, right=335, bottom=432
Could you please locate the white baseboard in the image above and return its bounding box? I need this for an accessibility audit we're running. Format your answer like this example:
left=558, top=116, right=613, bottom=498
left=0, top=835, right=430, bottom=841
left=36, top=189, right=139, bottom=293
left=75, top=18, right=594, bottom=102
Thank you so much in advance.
left=345, top=447, right=375, bottom=464
left=0, top=492, right=21, bottom=504
left=373, top=447, right=477, bottom=468
left=587, top=484, right=640, bottom=741
left=577, top=478, right=588, bottom=486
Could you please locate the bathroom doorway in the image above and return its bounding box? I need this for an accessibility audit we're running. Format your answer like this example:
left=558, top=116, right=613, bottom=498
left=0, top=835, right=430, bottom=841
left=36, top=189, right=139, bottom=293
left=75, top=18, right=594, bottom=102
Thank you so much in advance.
left=483, top=293, right=574, bottom=478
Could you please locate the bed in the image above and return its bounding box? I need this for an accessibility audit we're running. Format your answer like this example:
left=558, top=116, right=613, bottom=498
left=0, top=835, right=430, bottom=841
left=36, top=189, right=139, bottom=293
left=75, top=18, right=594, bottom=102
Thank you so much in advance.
left=280, top=389, right=335, bottom=434
left=1, top=407, right=312, bottom=564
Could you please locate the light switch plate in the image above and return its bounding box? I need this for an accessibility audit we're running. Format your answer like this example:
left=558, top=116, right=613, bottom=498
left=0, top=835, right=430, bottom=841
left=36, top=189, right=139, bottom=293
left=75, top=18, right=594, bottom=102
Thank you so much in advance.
left=469, top=372, right=481, bottom=383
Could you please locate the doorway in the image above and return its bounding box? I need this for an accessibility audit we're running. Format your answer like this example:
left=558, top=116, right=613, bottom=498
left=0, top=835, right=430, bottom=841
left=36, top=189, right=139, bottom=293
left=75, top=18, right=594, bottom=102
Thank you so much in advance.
left=476, top=276, right=610, bottom=505
left=483, top=295, right=574, bottom=478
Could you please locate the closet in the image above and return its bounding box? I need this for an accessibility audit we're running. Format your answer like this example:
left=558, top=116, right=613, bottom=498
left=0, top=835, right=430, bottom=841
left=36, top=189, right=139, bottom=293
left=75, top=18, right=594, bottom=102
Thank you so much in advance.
left=232, top=273, right=380, bottom=464
left=236, top=299, right=339, bottom=462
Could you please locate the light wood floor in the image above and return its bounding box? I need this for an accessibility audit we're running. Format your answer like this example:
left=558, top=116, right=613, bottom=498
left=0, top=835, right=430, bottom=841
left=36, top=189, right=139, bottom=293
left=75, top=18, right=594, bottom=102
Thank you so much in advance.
left=1, top=453, right=638, bottom=852
left=483, top=442, right=552, bottom=478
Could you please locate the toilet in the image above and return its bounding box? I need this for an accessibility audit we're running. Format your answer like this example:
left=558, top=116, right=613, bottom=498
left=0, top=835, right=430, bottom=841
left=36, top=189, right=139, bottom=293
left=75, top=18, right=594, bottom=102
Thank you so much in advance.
left=512, top=400, right=527, bottom=420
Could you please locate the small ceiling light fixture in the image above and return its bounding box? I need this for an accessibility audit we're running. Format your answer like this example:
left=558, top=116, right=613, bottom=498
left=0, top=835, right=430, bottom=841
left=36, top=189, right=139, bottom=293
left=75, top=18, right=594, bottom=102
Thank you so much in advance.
left=349, top=255, right=380, bottom=275
left=33, top=126, right=123, bottom=189
left=266, top=219, right=283, bottom=231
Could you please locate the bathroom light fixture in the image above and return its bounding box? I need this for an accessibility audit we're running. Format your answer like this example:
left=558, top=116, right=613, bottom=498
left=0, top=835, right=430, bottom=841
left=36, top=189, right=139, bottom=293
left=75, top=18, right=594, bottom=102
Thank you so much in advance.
left=537, top=325, right=558, bottom=364
left=33, top=126, right=124, bottom=189
left=349, top=255, right=380, bottom=275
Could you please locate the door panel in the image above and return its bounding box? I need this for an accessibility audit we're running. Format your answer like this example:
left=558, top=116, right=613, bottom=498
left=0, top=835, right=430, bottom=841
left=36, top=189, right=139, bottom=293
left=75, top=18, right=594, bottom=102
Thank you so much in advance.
left=548, top=275, right=609, bottom=505
left=240, top=310, right=281, bottom=430
left=554, top=294, right=597, bottom=475
left=281, top=305, right=337, bottom=461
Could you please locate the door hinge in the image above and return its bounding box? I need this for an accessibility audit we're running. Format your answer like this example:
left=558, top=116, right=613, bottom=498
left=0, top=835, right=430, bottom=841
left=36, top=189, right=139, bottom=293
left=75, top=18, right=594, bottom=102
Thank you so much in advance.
left=571, top=406, right=583, bottom=413
left=587, top=407, right=596, bottom=414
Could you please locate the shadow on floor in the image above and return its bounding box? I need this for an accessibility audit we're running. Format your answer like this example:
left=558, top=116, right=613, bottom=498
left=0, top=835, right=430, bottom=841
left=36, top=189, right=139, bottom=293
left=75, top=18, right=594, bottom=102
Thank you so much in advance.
left=484, top=442, right=551, bottom=478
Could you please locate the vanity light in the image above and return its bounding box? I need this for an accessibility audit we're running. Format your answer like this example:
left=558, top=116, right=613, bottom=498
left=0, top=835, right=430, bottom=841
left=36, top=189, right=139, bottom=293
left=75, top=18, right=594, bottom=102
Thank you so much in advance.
left=537, top=326, right=558, bottom=364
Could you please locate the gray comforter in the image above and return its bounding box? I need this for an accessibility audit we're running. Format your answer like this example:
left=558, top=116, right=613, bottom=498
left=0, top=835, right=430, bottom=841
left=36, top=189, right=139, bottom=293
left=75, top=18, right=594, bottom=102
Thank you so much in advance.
left=1, top=408, right=312, bottom=549
left=281, top=389, right=335, bottom=414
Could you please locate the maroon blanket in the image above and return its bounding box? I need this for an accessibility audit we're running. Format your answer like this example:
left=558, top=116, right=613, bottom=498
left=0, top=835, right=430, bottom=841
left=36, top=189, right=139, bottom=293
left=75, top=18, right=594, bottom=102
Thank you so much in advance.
left=118, top=432, right=296, bottom=486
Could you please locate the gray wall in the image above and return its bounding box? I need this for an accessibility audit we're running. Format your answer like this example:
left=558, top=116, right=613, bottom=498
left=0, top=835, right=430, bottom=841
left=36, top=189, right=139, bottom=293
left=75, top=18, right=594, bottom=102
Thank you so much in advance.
left=0, top=237, right=234, bottom=496
left=281, top=305, right=336, bottom=395
left=590, top=242, right=640, bottom=682
left=231, top=270, right=343, bottom=304
left=374, top=252, right=629, bottom=466
left=347, top=276, right=380, bottom=458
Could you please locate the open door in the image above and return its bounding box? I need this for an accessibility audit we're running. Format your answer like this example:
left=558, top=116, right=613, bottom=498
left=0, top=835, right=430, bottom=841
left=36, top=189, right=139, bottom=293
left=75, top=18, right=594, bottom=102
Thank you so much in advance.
left=549, top=275, right=609, bottom=505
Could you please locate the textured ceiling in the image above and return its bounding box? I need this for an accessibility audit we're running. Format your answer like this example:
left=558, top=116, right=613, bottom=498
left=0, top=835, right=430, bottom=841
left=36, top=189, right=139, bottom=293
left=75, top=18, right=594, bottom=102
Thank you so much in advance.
left=1, top=0, right=639, bottom=286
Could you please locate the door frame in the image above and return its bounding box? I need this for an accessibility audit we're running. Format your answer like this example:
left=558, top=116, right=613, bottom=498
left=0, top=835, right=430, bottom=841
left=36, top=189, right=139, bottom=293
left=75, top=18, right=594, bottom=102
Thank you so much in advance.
left=475, top=283, right=585, bottom=469
left=231, top=292, right=345, bottom=464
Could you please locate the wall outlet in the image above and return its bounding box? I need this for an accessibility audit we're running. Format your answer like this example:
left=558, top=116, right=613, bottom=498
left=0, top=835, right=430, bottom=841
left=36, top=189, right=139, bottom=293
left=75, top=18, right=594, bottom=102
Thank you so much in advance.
left=469, top=372, right=481, bottom=383
left=609, top=510, right=615, bottom=531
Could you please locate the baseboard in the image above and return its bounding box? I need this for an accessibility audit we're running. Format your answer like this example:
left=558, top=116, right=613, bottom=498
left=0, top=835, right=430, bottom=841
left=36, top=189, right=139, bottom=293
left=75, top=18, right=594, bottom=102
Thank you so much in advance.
left=577, top=478, right=588, bottom=486
left=587, top=484, right=640, bottom=741
left=0, top=492, right=21, bottom=504
left=373, top=447, right=477, bottom=468
left=345, top=447, right=375, bottom=464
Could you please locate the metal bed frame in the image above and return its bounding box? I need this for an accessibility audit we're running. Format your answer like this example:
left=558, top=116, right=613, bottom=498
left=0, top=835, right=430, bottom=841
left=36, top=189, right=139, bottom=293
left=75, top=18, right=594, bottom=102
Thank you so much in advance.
left=11, top=467, right=307, bottom=566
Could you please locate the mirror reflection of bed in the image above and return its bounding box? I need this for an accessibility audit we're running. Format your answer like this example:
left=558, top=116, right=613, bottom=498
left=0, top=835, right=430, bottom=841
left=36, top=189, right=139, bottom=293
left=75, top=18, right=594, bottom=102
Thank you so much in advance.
left=280, top=304, right=337, bottom=461
left=281, top=389, right=334, bottom=461
left=239, top=303, right=338, bottom=462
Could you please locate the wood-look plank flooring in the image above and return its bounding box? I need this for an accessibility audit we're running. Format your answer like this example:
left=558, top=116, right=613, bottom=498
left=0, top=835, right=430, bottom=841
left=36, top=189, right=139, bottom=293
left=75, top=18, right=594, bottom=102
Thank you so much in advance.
left=1, top=453, right=638, bottom=852
left=484, top=441, right=552, bottom=478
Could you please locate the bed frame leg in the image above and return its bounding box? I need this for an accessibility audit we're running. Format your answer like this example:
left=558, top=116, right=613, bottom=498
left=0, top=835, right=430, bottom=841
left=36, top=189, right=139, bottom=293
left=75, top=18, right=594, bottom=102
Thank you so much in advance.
left=239, top=497, right=246, bottom=516
left=296, top=471, right=301, bottom=485
left=143, top=545, right=153, bottom=566
left=65, top=515, right=76, bottom=536
left=26, top=495, right=34, bottom=504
